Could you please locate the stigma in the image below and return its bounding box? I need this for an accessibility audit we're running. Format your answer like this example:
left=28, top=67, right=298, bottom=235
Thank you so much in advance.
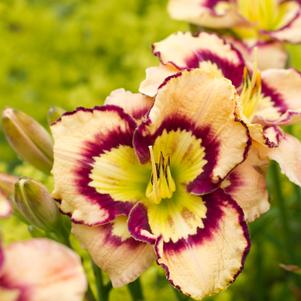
left=145, top=146, right=176, bottom=205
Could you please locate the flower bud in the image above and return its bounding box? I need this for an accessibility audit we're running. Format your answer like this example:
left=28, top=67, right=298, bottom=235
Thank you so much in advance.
left=2, top=108, right=53, bottom=173
left=13, top=178, right=60, bottom=232
left=47, top=106, right=65, bottom=125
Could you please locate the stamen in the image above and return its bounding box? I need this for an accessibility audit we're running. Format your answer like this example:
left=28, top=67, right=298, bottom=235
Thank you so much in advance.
left=146, top=147, right=176, bottom=204
left=149, top=146, right=158, bottom=186
left=240, top=54, right=262, bottom=120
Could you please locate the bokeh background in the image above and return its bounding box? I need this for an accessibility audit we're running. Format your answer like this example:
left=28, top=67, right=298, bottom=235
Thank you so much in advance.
left=1, top=1, right=301, bottom=300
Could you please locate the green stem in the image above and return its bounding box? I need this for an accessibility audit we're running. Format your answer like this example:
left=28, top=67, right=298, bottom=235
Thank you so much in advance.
left=254, top=241, right=267, bottom=301
left=128, top=278, right=144, bottom=301
left=92, top=262, right=111, bottom=301
left=270, top=162, right=296, bottom=263
left=85, top=284, right=97, bottom=301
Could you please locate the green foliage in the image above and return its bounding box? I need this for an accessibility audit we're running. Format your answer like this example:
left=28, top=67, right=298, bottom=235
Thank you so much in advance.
left=0, top=0, right=186, bottom=161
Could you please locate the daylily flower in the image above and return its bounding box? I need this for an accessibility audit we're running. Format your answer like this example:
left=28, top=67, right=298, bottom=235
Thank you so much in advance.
left=140, top=31, right=301, bottom=221
left=51, top=67, right=251, bottom=299
left=0, top=173, right=18, bottom=218
left=0, top=238, right=86, bottom=301
left=168, top=0, right=301, bottom=42
left=168, top=0, right=301, bottom=69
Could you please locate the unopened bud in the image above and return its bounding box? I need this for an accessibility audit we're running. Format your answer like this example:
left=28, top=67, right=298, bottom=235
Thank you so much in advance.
left=13, top=178, right=60, bottom=232
left=2, top=108, right=53, bottom=173
left=47, top=106, right=65, bottom=125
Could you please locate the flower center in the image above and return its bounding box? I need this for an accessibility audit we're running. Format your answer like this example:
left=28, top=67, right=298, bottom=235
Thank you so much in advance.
left=145, top=146, right=176, bottom=205
left=240, top=66, right=262, bottom=120
left=237, top=0, right=282, bottom=30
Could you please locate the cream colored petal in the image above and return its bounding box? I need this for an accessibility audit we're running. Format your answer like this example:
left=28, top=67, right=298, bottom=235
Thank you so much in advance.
left=223, top=146, right=270, bottom=222
left=139, top=64, right=177, bottom=97
left=267, top=11, right=301, bottom=43
left=261, top=68, right=301, bottom=111
left=153, top=32, right=244, bottom=87
left=51, top=106, right=136, bottom=225
left=254, top=69, right=301, bottom=125
left=156, top=189, right=249, bottom=299
left=255, top=43, right=288, bottom=70
left=269, top=133, right=301, bottom=187
left=104, top=88, right=154, bottom=121
left=168, top=0, right=243, bottom=28
left=72, top=218, right=155, bottom=288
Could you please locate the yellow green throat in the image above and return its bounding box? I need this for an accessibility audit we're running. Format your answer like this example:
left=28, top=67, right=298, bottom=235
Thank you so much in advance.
left=237, top=0, right=290, bottom=30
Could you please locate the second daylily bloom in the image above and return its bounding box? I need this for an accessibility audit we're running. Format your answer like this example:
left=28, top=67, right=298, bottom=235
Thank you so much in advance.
left=168, top=0, right=301, bottom=43
left=167, top=0, right=301, bottom=69
left=0, top=239, right=86, bottom=301
left=51, top=67, right=251, bottom=299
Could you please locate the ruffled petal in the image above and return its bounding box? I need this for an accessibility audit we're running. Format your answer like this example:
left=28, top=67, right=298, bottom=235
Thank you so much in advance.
left=139, top=64, right=176, bottom=97
left=268, top=133, right=301, bottom=186
left=254, top=42, right=288, bottom=70
left=51, top=106, right=137, bottom=225
left=155, top=189, right=250, bottom=299
left=0, top=239, right=86, bottom=301
left=72, top=216, right=155, bottom=288
left=168, top=0, right=243, bottom=28
left=134, top=68, right=250, bottom=194
left=153, top=32, right=245, bottom=87
left=104, top=89, right=154, bottom=121
left=254, top=69, right=301, bottom=125
left=223, top=146, right=269, bottom=222
left=227, top=38, right=287, bottom=70
left=265, top=11, right=301, bottom=43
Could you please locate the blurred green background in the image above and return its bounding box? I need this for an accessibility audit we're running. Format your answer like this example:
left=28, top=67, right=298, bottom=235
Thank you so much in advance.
left=1, top=0, right=301, bottom=300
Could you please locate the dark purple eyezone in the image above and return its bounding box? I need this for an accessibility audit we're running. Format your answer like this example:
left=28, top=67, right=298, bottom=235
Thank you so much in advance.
left=263, top=125, right=284, bottom=148
left=203, top=0, right=220, bottom=9
left=223, top=170, right=243, bottom=195
left=261, top=81, right=288, bottom=114
left=128, top=203, right=156, bottom=244
left=101, top=221, right=147, bottom=249
left=62, top=106, right=138, bottom=225
left=185, top=49, right=245, bottom=88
